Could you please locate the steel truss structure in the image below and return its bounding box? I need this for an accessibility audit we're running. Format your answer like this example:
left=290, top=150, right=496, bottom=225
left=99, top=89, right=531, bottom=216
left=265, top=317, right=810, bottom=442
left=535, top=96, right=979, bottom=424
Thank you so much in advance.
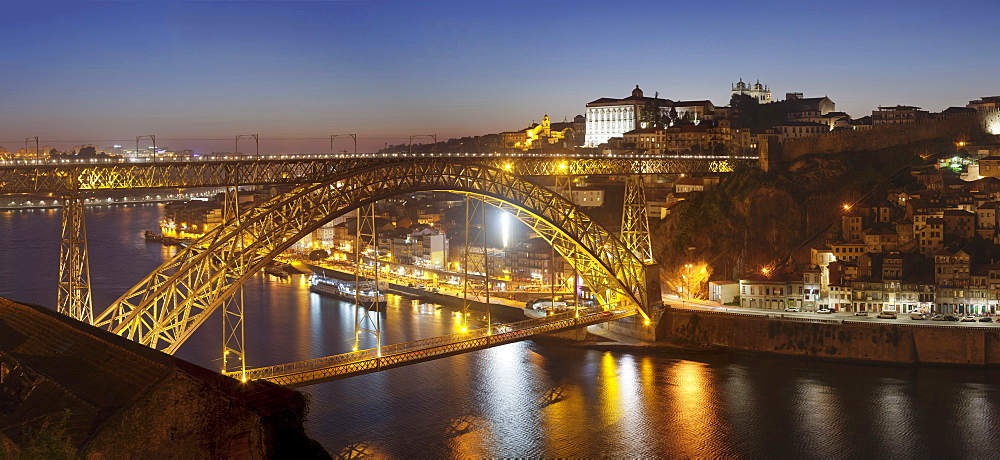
left=0, top=156, right=755, bottom=193
left=621, top=175, right=653, bottom=262
left=220, top=187, right=246, bottom=377
left=93, top=160, right=660, bottom=354
left=462, top=195, right=490, bottom=331
left=353, top=203, right=381, bottom=352
left=57, top=195, right=94, bottom=324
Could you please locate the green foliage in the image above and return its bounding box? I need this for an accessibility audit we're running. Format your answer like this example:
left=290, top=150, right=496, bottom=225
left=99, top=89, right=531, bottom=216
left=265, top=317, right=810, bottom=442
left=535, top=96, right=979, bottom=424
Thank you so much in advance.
left=640, top=98, right=669, bottom=128
left=14, top=410, right=76, bottom=460
left=657, top=136, right=954, bottom=279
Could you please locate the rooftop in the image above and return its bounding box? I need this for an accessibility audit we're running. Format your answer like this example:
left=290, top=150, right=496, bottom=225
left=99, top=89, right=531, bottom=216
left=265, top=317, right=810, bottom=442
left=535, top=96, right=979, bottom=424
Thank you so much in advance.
left=0, top=298, right=303, bottom=450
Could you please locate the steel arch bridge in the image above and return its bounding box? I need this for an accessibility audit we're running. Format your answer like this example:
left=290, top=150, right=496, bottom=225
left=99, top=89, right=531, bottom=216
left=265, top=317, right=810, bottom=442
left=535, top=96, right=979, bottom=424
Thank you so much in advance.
left=0, top=154, right=755, bottom=193
left=93, top=160, right=661, bottom=358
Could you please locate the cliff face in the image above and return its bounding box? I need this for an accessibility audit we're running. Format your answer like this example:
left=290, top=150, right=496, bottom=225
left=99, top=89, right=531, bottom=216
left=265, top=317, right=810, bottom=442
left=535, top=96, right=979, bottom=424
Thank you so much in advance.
left=654, top=138, right=949, bottom=280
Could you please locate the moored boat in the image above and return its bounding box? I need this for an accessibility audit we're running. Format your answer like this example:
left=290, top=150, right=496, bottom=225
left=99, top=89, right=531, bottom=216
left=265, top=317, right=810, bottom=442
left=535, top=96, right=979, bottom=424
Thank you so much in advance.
left=143, top=230, right=162, bottom=242
left=309, top=275, right=387, bottom=306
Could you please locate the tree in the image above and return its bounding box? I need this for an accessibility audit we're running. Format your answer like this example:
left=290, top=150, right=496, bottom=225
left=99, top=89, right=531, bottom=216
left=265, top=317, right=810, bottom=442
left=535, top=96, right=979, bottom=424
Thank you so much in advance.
left=674, top=111, right=695, bottom=126
left=640, top=98, right=668, bottom=128
left=662, top=261, right=713, bottom=299
left=77, top=146, right=97, bottom=157
left=16, top=410, right=76, bottom=459
left=730, top=93, right=759, bottom=128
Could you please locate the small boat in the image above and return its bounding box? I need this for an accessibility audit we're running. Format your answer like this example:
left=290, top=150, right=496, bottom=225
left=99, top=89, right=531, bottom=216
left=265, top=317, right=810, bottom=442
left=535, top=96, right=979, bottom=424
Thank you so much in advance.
left=143, top=230, right=162, bottom=242
left=161, top=236, right=180, bottom=246
left=309, top=275, right=387, bottom=307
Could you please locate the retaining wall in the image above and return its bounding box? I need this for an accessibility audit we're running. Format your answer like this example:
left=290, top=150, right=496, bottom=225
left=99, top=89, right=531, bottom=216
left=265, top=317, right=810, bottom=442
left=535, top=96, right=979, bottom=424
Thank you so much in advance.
left=662, top=307, right=1000, bottom=366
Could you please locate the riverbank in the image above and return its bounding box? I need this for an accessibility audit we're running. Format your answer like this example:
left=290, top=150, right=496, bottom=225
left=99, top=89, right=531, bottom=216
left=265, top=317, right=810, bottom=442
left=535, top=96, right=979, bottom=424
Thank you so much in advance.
left=0, top=188, right=225, bottom=210
left=583, top=307, right=1000, bottom=367
left=295, top=261, right=530, bottom=323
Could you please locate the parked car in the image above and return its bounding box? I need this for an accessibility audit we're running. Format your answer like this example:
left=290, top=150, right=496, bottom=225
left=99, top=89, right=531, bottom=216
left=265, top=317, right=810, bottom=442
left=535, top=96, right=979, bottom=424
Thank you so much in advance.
left=816, top=308, right=833, bottom=314
left=960, top=316, right=978, bottom=322
left=854, top=311, right=869, bottom=316
left=784, top=306, right=800, bottom=312
left=943, top=315, right=959, bottom=321
left=979, top=317, right=993, bottom=323
left=909, top=312, right=926, bottom=320
left=876, top=310, right=897, bottom=319
left=930, top=315, right=945, bottom=321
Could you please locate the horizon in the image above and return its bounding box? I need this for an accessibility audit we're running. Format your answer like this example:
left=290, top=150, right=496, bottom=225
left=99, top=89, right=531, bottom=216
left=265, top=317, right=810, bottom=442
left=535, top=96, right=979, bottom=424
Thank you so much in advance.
left=2, top=0, right=998, bottom=153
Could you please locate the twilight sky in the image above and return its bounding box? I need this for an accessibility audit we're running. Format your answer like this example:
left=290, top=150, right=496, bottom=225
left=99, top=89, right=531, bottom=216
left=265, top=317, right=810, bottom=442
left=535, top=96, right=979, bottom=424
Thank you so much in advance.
left=1, top=0, right=997, bottom=153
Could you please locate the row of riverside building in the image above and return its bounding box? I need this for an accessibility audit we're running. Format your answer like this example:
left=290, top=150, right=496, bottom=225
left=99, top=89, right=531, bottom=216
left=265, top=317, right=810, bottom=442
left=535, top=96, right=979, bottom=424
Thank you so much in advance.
left=715, top=153, right=1000, bottom=316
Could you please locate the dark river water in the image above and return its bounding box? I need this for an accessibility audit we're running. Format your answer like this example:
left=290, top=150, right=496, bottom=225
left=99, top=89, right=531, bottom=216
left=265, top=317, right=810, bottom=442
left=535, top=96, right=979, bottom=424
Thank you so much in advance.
left=1, top=205, right=999, bottom=457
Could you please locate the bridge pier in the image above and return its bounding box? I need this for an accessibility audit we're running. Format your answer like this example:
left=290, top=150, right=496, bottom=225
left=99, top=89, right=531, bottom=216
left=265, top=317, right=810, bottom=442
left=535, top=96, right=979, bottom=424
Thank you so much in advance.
left=57, top=195, right=94, bottom=324
left=592, top=308, right=666, bottom=342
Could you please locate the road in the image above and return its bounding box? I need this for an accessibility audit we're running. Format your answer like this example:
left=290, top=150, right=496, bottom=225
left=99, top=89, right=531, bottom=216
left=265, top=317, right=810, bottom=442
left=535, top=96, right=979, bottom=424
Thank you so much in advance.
left=665, top=295, right=1000, bottom=328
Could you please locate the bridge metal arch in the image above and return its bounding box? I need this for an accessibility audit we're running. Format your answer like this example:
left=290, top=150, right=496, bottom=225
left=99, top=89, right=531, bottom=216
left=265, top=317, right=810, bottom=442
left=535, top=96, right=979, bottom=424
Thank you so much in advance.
left=93, top=160, right=658, bottom=354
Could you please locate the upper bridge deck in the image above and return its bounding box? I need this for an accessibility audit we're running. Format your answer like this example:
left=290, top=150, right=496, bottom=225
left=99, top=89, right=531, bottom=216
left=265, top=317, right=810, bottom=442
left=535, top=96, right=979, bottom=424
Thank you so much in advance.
left=0, top=153, right=757, bottom=193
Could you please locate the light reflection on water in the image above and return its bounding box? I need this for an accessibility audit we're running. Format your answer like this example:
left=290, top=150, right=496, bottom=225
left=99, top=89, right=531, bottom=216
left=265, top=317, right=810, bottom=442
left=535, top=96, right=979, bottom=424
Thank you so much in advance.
left=2, top=205, right=1000, bottom=457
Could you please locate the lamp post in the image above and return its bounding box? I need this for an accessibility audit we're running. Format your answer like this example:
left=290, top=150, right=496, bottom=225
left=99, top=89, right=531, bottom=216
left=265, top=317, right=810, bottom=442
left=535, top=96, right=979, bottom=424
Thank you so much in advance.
left=235, top=134, right=259, bottom=161
left=330, top=134, right=357, bottom=156
left=135, top=135, right=155, bottom=162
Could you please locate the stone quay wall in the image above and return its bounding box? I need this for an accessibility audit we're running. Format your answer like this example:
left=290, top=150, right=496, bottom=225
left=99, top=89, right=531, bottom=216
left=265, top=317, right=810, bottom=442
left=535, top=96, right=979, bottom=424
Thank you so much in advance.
left=659, top=308, right=1000, bottom=366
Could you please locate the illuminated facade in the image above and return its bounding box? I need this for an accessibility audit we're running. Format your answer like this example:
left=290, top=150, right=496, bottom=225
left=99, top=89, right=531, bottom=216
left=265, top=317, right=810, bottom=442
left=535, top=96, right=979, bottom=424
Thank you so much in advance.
left=731, top=78, right=772, bottom=103
left=500, top=115, right=575, bottom=150
left=586, top=85, right=663, bottom=147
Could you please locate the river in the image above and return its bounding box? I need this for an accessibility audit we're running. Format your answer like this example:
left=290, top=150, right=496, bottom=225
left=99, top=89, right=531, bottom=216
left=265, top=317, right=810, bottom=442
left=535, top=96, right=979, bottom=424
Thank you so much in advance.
left=1, top=204, right=998, bottom=457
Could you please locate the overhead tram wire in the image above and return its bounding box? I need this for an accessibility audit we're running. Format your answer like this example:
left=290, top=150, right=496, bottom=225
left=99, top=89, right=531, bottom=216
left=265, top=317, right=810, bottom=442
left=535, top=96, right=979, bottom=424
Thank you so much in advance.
left=0, top=136, right=417, bottom=143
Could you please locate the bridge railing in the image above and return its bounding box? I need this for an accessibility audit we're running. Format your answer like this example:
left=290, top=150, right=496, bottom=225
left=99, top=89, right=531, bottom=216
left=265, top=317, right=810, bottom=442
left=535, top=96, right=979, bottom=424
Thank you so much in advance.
left=0, top=152, right=758, bottom=167
left=235, top=304, right=634, bottom=382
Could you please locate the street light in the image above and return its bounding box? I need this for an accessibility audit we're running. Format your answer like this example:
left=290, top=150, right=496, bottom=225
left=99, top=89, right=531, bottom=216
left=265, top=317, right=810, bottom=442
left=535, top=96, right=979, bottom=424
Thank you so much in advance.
left=136, top=135, right=155, bottom=162
left=235, top=134, right=259, bottom=161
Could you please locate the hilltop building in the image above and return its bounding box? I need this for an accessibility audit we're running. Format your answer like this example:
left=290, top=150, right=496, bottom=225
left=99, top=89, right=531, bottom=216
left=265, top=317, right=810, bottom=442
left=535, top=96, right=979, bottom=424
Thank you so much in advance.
left=872, top=105, right=931, bottom=125
left=585, top=85, right=662, bottom=147
left=499, top=115, right=577, bottom=150
left=731, top=78, right=772, bottom=103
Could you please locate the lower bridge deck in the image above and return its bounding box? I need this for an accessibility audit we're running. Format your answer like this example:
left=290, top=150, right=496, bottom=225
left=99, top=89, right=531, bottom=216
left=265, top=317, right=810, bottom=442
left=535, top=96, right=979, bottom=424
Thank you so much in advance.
left=230, top=307, right=636, bottom=387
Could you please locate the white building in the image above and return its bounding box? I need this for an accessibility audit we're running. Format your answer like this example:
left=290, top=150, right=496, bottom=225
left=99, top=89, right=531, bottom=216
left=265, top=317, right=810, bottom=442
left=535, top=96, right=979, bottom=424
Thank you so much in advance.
left=731, top=79, right=772, bottom=103
left=709, top=280, right=739, bottom=304
left=585, top=85, right=662, bottom=147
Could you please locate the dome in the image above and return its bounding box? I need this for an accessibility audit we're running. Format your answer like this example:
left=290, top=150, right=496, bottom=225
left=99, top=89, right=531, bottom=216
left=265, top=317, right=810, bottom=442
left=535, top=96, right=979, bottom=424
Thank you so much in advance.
left=631, top=85, right=643, bottom=98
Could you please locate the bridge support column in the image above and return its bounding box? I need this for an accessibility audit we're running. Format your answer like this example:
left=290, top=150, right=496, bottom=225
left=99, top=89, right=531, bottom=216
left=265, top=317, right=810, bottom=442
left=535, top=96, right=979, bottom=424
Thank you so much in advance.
left=621, top=175, right=652, bottom=263
left=462, top=195, right=490, bottom=332
left=354, top=203, right=381, bottom=354
left=57, top=195, right=94, bottom=324
left=221, top=186, right=246, bottom=379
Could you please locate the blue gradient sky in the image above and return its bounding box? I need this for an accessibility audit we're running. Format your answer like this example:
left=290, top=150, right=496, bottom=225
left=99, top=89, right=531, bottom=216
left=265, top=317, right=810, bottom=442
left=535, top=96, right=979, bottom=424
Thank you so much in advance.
left=1, top=0, right=997, bottom=153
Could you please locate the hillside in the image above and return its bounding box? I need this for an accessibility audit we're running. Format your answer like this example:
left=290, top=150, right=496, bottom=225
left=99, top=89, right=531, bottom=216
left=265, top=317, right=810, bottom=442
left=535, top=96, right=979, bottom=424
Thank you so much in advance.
left=652, top=138, right=955, bottom=282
